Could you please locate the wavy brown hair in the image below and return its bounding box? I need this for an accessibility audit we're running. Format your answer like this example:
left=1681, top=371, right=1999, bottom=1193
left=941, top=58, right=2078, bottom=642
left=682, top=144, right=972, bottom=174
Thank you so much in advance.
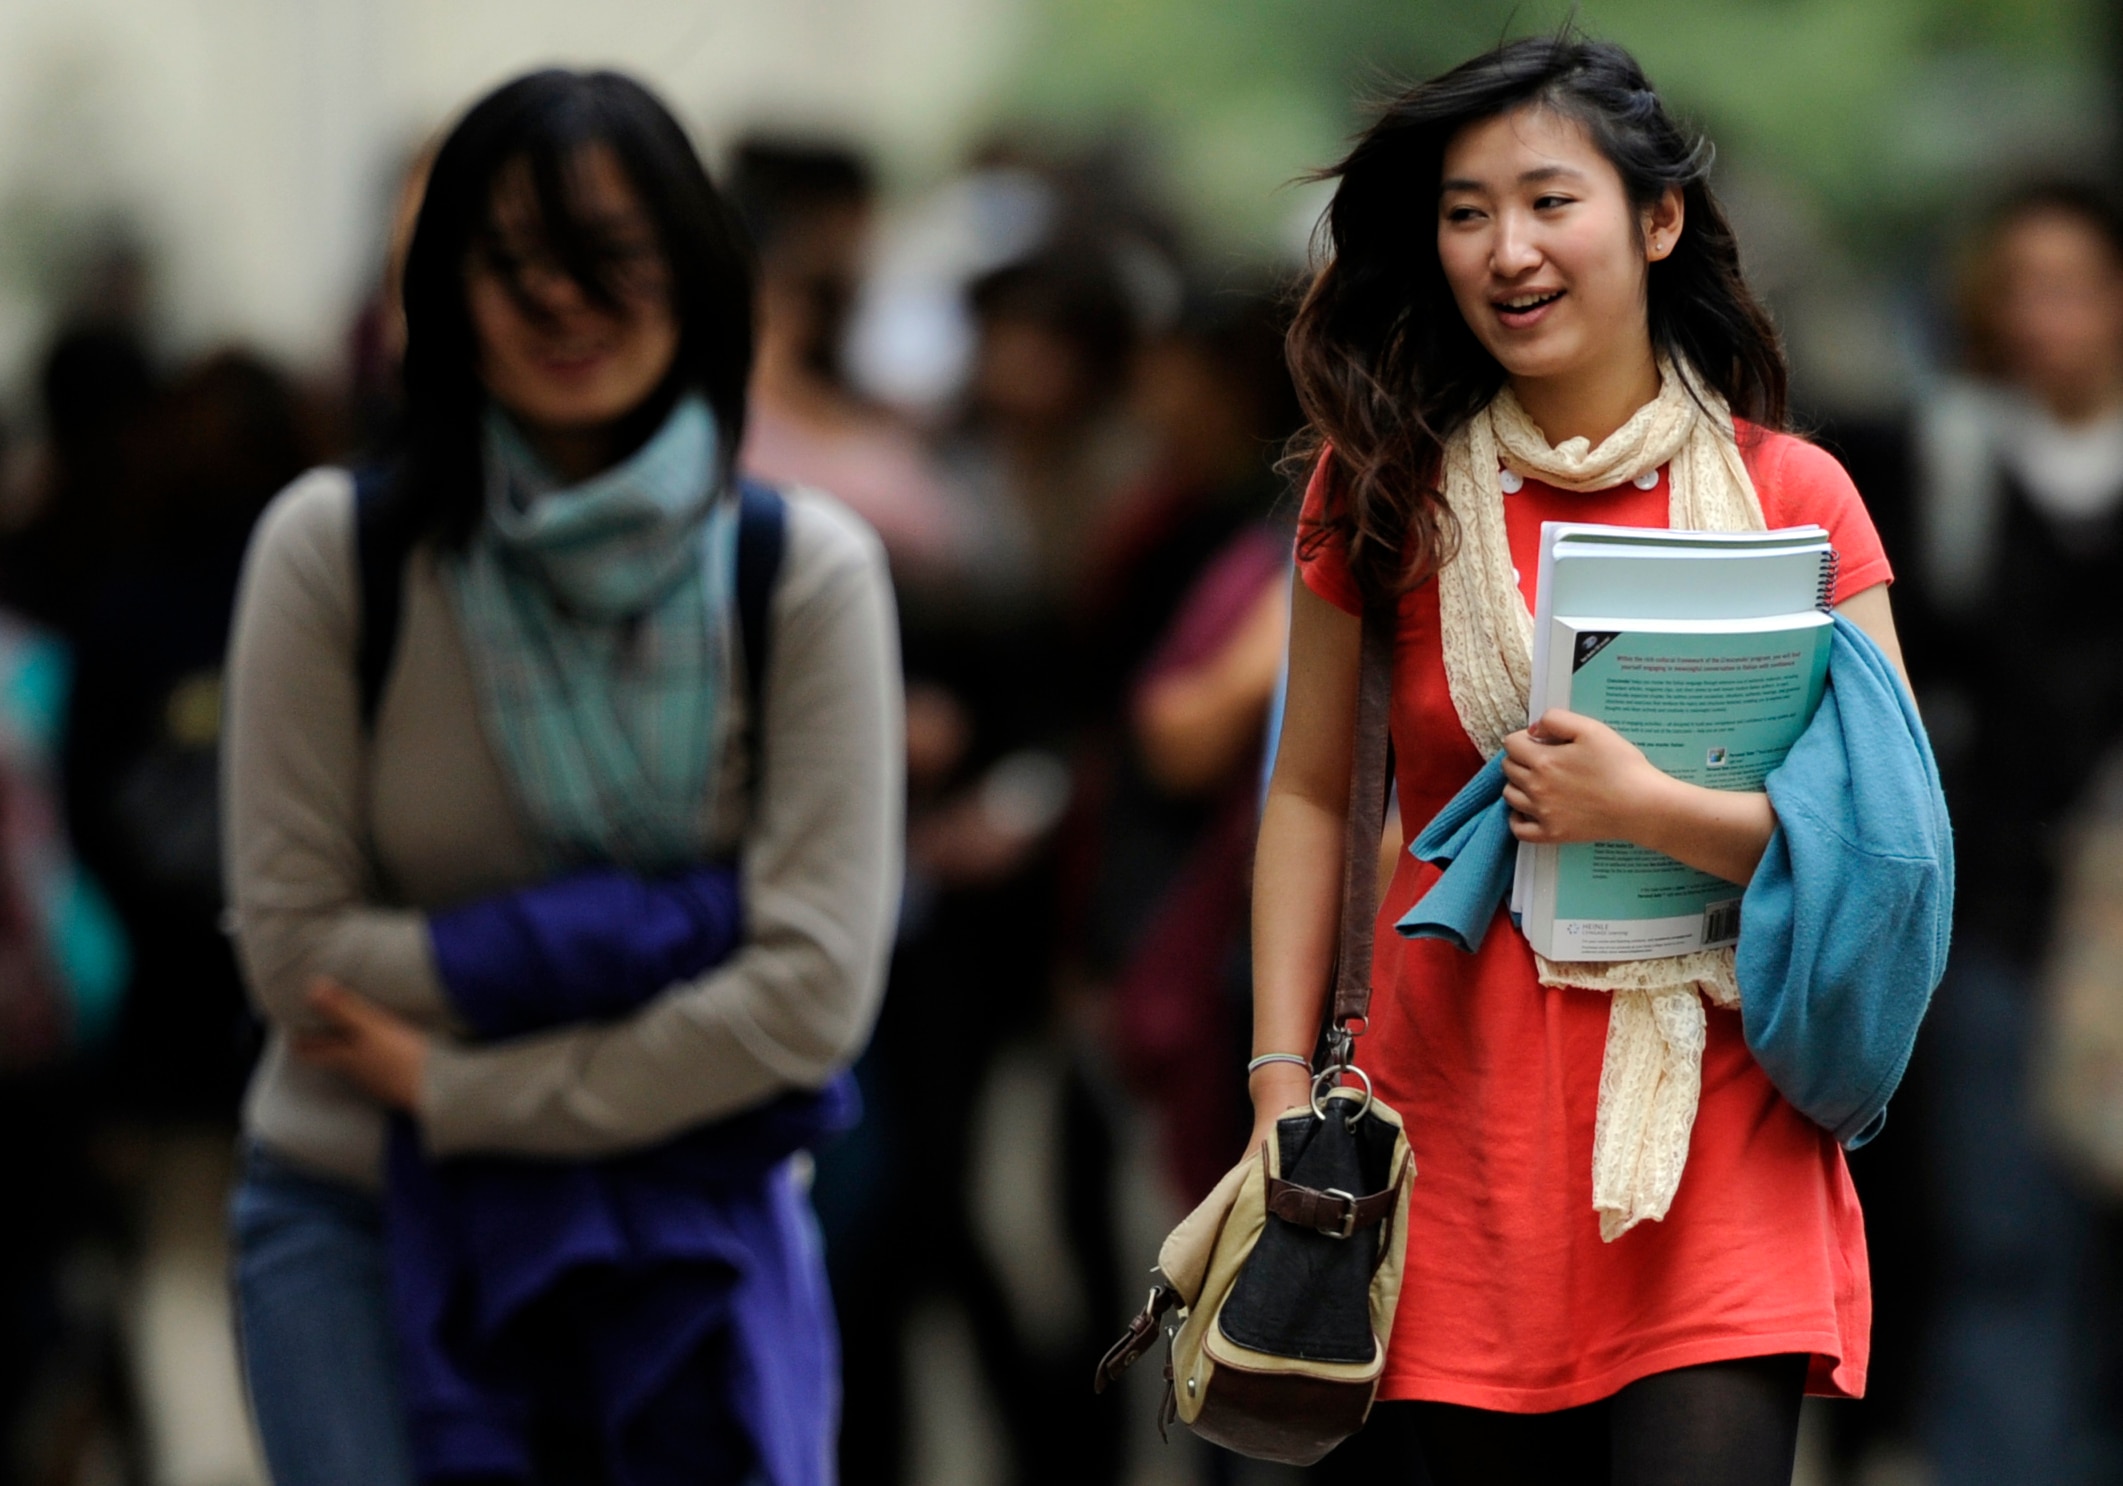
left=1287, top=35, right=1788, bottom=607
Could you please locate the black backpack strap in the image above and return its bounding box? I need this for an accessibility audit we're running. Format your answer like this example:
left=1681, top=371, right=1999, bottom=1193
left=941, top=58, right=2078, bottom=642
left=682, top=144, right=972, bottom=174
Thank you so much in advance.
left=734, top=478, right=788, bottom=735
left=352, top=464, right=408, bottom=733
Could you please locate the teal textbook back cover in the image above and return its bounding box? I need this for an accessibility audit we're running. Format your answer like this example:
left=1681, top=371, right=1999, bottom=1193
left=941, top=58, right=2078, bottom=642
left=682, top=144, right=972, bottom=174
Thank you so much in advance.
left=1512, top=522, right=1835, bottom=922
left=1523, top=612, right=1832, bottom=961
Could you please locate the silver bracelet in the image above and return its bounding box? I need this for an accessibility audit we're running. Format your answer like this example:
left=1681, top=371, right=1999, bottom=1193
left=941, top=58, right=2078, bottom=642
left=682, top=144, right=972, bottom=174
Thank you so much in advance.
left=1246, top=1052, right=1312, bottom=1075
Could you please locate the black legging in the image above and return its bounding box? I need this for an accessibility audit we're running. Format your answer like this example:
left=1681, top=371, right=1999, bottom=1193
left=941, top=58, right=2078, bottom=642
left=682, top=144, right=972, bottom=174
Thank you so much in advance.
left=1359, top=1353, right=1807, bottom=1486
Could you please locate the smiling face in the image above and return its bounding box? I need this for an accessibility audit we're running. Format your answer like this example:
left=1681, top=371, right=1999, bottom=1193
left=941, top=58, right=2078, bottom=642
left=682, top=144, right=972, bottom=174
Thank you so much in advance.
left=465, top=143, right=679, bottom=466
left=1436, top=104, right=1681, bottom=440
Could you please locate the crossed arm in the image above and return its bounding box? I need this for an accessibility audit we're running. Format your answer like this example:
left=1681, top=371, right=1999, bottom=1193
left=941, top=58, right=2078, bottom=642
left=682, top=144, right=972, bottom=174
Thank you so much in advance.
left=228, top=482, right=905, bottom=1154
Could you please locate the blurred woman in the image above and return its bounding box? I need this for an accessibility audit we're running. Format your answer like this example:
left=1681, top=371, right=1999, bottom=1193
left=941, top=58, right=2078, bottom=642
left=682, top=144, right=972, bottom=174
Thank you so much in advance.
left=1904, top=185, right=2123, bottom=1486
left=222, top=70, right=901, bottom=1485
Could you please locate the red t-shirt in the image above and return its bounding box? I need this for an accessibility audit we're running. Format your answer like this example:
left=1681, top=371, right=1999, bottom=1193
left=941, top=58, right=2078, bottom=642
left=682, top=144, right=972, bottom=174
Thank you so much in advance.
left=1295, top=425, right=1892, bottom=1411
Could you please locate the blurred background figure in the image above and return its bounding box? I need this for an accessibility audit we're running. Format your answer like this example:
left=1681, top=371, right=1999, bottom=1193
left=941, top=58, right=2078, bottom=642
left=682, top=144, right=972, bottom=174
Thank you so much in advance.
left=0, top=593, right=133, bottom=1486
left=825, top=175, right=1153, bottom=1486
left=72, top=349, right=321, bottom=1125
left=1829, top=186, right=2123, bottom=1486
left=0, top=332, right=313, bottom=1486
left=72, top=351, right=317, bottom=1486
left=1071, top=287, right=1301, bottom=1210
left=935, top=239, right=1152, bottom=614
left=0, top=322, right=155, bottom=636
left=730, top=135, right=959, bottom=575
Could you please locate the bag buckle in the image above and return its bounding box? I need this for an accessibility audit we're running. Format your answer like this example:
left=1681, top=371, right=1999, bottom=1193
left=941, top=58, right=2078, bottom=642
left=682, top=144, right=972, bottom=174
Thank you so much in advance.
left=1321, top=1188, right=1359, bottom=1240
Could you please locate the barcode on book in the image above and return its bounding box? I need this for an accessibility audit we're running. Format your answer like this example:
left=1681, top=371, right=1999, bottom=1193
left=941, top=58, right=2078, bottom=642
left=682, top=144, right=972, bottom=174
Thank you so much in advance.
left=1703, top=899, right=1741, bottom=945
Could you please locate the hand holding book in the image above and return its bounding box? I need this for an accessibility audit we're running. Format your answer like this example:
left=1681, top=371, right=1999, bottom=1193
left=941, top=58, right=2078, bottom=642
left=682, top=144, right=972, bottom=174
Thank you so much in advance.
left=1510, top=521, right=1839, bottom=961
left=1501, top=708, right=1776, bottom=888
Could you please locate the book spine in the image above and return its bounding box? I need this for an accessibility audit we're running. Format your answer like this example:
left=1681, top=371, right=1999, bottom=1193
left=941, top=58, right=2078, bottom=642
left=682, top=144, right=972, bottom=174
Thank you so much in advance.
left=1815, top=548, right=1840, bottom=613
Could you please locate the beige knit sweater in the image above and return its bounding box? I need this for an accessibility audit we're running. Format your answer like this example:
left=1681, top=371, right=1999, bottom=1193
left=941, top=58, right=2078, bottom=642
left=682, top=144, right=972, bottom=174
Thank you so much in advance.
left=222, top=468, right=904, bottom=1189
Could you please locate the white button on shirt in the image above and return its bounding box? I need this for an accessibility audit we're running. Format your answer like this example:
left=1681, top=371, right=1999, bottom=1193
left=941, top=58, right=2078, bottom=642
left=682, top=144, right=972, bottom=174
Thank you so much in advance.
left=1499, top=468, right=1524, bottom=494
left=1633, top=468, right=1661, bottom=490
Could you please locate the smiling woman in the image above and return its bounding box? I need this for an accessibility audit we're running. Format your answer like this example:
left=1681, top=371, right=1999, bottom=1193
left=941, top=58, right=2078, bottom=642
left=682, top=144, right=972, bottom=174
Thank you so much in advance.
left=1249, top=34, right=1917, bottom=1486
left=388, top=71, right=758, bottom=549
left=464, top=147, right=683, bottom=470
left=1435, top=112, right=1683, bottom=446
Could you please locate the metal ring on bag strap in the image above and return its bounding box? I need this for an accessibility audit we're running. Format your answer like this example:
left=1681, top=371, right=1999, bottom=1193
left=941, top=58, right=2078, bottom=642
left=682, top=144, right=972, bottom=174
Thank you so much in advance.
left=1310, top=1063, right=1374, bottom=1125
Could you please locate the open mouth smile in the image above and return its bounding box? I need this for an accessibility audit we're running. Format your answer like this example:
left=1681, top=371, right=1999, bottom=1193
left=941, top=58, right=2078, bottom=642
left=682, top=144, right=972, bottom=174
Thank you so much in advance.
left=1493, top=290, right=1564, bottom=328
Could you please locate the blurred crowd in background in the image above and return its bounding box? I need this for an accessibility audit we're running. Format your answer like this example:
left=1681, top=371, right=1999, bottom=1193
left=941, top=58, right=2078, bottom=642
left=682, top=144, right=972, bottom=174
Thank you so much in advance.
left=2, top=2, right=2123, bottom=1486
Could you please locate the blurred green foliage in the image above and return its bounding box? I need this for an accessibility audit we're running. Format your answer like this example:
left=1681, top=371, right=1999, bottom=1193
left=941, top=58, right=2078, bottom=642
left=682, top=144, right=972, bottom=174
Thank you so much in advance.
left=1004, top=0, right=2113, bottom=260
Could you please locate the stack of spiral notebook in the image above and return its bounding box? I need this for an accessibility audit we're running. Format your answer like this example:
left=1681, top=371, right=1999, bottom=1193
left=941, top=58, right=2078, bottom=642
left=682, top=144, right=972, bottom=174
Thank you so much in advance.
left=1512, top=521, right=1840, bottom=961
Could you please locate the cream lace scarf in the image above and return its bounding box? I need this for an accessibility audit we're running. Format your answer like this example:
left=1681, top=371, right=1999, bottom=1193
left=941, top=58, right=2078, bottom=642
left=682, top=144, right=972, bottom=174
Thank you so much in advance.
left=1435, top=357, right=1765, bottom=1241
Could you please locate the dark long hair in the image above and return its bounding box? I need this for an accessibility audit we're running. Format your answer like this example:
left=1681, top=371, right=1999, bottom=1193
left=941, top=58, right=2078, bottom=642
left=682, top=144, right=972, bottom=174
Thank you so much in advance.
left=1287, top=35, right=1788, bottom=605
left=391, top=69, right=755, bottom=545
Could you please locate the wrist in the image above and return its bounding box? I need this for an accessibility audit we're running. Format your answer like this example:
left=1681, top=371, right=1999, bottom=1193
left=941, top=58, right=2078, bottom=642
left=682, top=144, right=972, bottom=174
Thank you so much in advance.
left=1627, top=772, right=1773, bottom=884
left=1246, top=1051, right=1311, bottom=1076
left=1623, top=766, right=1693, bottom=856
left=1248, top=1060, right=1313, bottom=1110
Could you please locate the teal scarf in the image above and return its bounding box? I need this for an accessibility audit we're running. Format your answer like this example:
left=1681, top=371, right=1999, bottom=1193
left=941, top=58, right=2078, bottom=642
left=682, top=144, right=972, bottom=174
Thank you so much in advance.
left=447, top=394, right=738, bottom=872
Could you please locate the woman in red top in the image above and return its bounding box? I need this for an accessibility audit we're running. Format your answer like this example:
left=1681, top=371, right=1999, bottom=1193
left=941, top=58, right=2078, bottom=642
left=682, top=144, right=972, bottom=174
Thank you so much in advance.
left=1253, top=37, right=1907, bottom=1485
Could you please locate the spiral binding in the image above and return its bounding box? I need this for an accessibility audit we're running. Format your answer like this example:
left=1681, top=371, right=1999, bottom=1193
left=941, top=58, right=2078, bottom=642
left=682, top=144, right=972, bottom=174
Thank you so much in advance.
left=1815, top=548, right=1841, bottom=613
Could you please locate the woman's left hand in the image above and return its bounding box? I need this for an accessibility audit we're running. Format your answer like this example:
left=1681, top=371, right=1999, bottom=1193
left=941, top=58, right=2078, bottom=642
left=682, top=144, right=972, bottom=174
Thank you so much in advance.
left=291, top=977, right=431, bottom=1111
left=1501, top=709, right=1672, bottom=845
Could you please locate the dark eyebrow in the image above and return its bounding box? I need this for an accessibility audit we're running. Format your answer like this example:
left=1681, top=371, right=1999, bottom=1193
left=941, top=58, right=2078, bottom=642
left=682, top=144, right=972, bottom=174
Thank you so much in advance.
left=1438, top=164, right=1588, bottom=197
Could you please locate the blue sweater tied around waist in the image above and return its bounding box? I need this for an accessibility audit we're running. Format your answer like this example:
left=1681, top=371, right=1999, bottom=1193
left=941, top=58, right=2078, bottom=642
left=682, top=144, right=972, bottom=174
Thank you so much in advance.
left=388, top=865, right=855, bottom=1486
left=1394, top=615, right=1952, bottom=1147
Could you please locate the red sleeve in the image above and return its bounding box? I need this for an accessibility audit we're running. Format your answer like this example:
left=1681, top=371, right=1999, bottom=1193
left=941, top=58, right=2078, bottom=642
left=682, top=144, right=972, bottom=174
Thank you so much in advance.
left=1294, top=450, right=1363, bottom=616
left=1743, top=428, right=1894, bottom=604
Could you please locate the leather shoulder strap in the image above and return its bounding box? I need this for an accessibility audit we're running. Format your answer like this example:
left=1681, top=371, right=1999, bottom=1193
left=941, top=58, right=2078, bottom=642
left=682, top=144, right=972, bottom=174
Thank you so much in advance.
left=1330, top=604, right=1395, bottom=1039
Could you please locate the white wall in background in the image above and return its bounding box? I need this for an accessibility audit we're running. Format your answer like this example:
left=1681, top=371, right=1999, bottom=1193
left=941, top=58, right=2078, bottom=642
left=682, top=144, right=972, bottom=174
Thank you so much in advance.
left=0, top=0, right=1026, bottom=398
